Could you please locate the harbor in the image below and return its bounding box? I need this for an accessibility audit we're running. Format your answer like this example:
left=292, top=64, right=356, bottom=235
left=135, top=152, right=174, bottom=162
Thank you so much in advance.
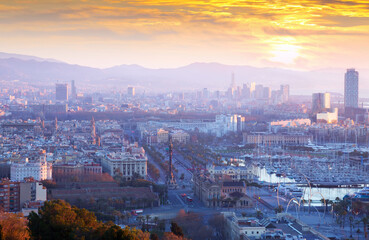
left=223, top=149, right=369, bottom=204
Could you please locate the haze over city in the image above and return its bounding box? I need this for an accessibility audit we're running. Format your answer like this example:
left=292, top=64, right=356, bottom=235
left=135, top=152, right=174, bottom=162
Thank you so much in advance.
left=1, top=1, right=369, bottom=240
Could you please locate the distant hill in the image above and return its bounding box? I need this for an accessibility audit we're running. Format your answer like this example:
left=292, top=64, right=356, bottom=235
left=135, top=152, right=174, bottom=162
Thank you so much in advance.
left=0, top=52, right=368, bottom=95
left=0, top=52, right=62, bottom=63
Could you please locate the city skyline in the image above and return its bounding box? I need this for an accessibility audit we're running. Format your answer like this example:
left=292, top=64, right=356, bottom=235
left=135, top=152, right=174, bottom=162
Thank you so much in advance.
left=1, top=1, right=369, bottom=69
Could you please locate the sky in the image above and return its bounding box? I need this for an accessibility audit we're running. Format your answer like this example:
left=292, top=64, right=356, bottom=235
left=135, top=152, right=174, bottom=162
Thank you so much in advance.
left=1, top=0, right=369, bottom=69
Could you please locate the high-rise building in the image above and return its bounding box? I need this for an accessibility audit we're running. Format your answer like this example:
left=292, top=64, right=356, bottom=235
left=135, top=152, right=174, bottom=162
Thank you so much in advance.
left=255, top=85, right=264, bottom=99
left=71, top=80, right=77, bottom=99
left=312, top=93, right=330, bottom=114
left=203, top=88, right=209, bottom=99
left=249, top=82, right=256, bottom=98
left=10, top=157, right=52, bottom=182
left=231, top=72, right=236, bottom=89
left=242, top=84, right=250, bottom=99
left=280, top=85, right=290, bottom=103
left=344, top=68, right=359, bottom=109
left=262, top=87, right=271, bottom=99
left=55, top=83, right=68, bottom=101
left=127, top=87, right=135, bottom=97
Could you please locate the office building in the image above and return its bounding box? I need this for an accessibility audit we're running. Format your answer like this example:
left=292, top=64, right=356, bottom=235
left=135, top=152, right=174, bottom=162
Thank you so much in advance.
left=280, top=84, right=290, bottom=102
left=254, top=85, right=264, bottom=99
left=55, top=83, right=68, bottom=101
left=202, top=88, right=209, bottom=99
left=101, top=151, right=147, bottom=180
left=157, top=128, right=169, bottom=143
left=0, top=178, right=47, bottom=213
left=223, top=212, right=266, bottom=240
left=127, top=87, right=135, bottom=97
left=0, top=179, right=20, bottom=212
left=317, top=108, right=338, bottom=124
left=242, top=84, right=250, bottom=99
left=249, top=82, right=256, bottom=98
left=170, top=130, right=190, bottom=144
left=312, top=93, right=330, bottom=114
left=344, top=68, right=359, bottom=109
left=30, top=104, right=68, bottom=114
left=243, top=133, right=311, bottom=146
left=10, top=157, right=52, bottom=182
left=262, top=87, right=271, bottom=99
left=71, top=80, right=77, bottom=99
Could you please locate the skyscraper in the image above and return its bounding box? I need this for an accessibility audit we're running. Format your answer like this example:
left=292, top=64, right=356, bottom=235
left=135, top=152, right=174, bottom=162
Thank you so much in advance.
left=231, top=72, right=236, bottom=89
left=312, top=93, right=330, bottom=114
left=71, top=80, right=77, bottom=99
left=127, top=87, right=135, bottom=97
left=55, top=83, right=68, bottom=101
left=280, top=85, right=290, bottom=103
left=344, top=68, right=359, bottom=109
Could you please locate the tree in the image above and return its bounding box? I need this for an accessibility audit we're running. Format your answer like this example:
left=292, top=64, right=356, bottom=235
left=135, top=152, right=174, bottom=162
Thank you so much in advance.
left=361, top=216, right=369, bottom=239
left=170, top=222, right=184, bottom=237
left=275, top=205, right=284, bottom=213
left=256, top=210, right=263, bottom=219
left=144, top=215, right=151, bottom=231
left=28, top=200, right=100, bottom=240
left=0, top=212, right=29, bottom=240
left=150, top=233, right=160, bottom=240
left=136, top=216, right=145, bottom=230
left=112, top=210, right=122, bottom=225
left=27, top=200, right=149, bottom=240
left=208, top=214, right=225, bottom=239
left=162, top=232, right=183, bottom=240
left=102, top=225, right=150, bottom=240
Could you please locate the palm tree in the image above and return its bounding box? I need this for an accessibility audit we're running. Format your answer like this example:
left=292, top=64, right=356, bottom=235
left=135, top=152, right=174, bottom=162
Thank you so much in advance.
left=125, top=212, right=132, bottom=223
left=145, top=214, right=151, bottom=231
left=349, top=215, right=354, bottom=238
left=153, top=216, right=159, bottom=230
left=137, top=215, right=144, bottom=229
left=112, top=210, right=122, bottom=225
left=361, top=216, right=369, bottom=239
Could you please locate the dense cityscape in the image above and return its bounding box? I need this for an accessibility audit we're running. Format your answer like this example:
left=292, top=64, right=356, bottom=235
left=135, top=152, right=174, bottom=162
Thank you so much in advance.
left=1, top=0, right=369, bottom=240
left=0, top=66, right=369, bottom=240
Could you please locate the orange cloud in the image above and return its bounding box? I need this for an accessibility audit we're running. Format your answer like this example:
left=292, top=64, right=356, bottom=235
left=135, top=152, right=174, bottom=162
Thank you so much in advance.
left=0, top=0, right=368, bottom=69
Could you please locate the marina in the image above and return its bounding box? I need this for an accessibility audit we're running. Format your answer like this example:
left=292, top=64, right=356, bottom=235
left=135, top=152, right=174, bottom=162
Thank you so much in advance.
left=224, top=152, right=369, bottom=203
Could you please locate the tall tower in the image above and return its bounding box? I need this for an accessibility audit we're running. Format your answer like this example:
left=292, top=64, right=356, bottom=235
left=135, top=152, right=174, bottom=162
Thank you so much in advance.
left=55, top=83, right=68, bottom=101
left=71, top=80, right=77, bottom=99
left=280, top=85, right=290, bottom=103
left=231, top=72, right=236, bottom=89
left=344, top=68, right=359, bottom=109
left=166, top=138, right=177, bottom=188
left=91, top=117, right=96, bottom=145
left=127, top=87, right=135, bottom=97
left=54, top=117, right=58, bottom=132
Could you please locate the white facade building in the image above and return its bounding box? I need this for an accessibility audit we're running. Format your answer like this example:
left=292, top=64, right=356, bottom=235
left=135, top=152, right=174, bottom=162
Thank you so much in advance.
left=170, top=130, right=190, bottom=144
left=101, top=151, right=147, bottom=180
left=207, top=165, right=253, bottom=181
left=10, top=158, right=52, bottom=181
left=223, top=212, right=266, bottom=240
left=138, top=114, right=241, bottom=138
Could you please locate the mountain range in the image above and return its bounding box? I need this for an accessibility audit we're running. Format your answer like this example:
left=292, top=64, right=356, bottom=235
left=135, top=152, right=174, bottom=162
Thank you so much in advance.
left=0, top=52, right=368, bottom=95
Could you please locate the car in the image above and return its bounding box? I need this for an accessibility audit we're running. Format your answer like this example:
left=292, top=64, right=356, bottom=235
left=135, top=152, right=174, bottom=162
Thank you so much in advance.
left=181, top=193, right=187, bottom=197
left=131, top=209, right=143, bottom=216
left=186, top=196, right=193, bottom=202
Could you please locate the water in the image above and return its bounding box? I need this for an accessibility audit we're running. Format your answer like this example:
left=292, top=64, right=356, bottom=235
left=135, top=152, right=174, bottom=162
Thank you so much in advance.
left=253, top=165, right=361, bottom=202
